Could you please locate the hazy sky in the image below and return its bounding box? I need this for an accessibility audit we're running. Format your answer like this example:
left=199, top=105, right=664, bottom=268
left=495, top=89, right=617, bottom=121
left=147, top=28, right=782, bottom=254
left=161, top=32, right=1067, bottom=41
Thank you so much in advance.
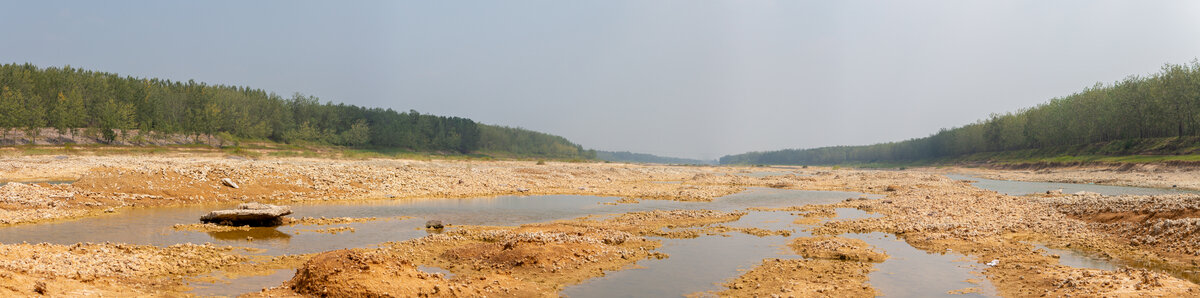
left=3, top=1, right=1199, bottom=159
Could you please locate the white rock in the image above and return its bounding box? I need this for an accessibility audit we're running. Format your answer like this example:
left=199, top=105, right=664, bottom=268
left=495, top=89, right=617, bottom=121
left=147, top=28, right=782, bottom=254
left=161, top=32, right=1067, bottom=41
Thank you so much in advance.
left=220, top=178, right=239, bottom=189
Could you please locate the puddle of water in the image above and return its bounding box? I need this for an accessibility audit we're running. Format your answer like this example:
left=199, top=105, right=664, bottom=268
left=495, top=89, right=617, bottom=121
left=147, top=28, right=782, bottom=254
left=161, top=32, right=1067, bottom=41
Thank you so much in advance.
left=1031, top=243, right=1200, bottom=284
left=946, top=174, right=1196, bottom=196
left=418, top=265, right=454, bottom=277
left=0, top=180, right=75, bottom=186
left=835, top=208, right=998, bottom=297
left=567, top=207, right=995, bottom=298
left=188, top=268, right=294, bottom=297
left=732, top=171, right=808, bottom=178
left=562, top=211, right=801, bottom=298
left=1031, top=244, right=1118, bottom=271
left=846, top=232, right=996, bottom=297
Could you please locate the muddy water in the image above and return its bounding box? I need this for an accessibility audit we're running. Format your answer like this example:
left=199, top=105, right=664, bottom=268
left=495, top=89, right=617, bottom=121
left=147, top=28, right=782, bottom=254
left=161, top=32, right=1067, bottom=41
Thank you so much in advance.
left=1031, top=244, right=1118, bottom=271
left=0, top=188, right=869, bottom=296
left=0, top=180, right=74, bottom=186
left=733, top=171, right=804, bottom=178
left=0, top=187, right=1004, bottom=297
left=565, top=207, right=999, bottom=298
left=188, top=268, right=294, bottom=296
left=946, top=174, right=1197, bottom=196
left=0, top=188, right=867, bottom=254
left=833, top=209, right=997, bottom=297
left=562, top=211, right=802, bottom=297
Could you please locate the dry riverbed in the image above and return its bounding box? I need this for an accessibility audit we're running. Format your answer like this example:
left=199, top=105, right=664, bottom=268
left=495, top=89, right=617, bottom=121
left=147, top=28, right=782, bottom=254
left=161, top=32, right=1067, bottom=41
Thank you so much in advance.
left=1, top=154, right=1199, bottom=296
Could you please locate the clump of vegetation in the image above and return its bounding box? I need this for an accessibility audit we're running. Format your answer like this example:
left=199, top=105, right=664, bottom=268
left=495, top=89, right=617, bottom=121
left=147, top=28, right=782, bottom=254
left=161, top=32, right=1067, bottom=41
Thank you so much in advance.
left=536, top=160, right=546, bottom=165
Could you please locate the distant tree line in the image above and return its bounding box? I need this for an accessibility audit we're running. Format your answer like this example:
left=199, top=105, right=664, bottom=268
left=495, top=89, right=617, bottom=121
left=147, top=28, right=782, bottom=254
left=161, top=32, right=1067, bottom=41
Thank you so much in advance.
left=0, top=63, right=593, bottom=158
left=477, top=125, right=595, bottom=158
left=721, top=61, right=1200, bottom=165
left=595, top=150, right=715, bottom=165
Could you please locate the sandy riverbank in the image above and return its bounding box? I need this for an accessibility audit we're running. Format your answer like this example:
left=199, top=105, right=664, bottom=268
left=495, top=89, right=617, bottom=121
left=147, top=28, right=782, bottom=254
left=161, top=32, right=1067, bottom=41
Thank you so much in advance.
left=1, top=154, right=1198, bottom=296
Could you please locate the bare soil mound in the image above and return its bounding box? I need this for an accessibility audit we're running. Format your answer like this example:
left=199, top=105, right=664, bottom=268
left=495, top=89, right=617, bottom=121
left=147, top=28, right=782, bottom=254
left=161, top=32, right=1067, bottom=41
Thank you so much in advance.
left=267, top=249, right=546, bottom=297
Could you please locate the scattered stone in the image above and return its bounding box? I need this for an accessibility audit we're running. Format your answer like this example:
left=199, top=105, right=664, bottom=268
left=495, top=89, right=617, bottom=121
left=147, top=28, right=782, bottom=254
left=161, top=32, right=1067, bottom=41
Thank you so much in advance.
left=220, top=178, right=239, bottom=189
left=200, top=203, right=292, bottom=226
left=425, top=220, right=444, bottom=229
left=516, top=187, right=530, bottom=192
left=34, top=280, right=46, bottom=294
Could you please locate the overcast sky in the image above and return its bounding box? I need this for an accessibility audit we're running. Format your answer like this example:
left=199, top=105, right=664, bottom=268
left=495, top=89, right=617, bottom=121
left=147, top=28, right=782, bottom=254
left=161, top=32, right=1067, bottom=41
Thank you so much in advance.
left=3, top=1, right=1199, bottom=159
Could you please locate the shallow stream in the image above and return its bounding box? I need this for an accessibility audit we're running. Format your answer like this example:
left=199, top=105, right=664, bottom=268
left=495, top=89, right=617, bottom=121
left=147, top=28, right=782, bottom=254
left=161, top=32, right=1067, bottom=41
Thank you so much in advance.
left=946, top=174, right=1197, bottom=196
left=0, top=187, right=1006, bottom=297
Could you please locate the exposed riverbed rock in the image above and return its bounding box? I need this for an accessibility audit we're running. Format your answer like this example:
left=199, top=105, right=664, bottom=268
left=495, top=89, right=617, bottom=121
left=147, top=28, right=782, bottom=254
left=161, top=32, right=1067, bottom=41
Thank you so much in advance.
left=199, top=203, right=292, bottom=226
left=425, top=219, right=444, bottom=229
left=220, top=178, right=238, bottom=189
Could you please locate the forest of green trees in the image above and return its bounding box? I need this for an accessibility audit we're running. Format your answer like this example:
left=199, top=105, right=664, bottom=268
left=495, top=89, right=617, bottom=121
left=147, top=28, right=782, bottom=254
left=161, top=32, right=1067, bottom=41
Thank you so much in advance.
left=594, top=150, right=715, bottom=165
left=0, top=63, right=593, bottom=159
left=721, top=61, right=1200, bottom=165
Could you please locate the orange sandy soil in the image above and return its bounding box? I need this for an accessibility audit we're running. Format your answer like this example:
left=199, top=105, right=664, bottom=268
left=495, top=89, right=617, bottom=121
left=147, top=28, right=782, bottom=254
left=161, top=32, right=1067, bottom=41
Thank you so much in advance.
left=245, top=209, right=745, bottom=297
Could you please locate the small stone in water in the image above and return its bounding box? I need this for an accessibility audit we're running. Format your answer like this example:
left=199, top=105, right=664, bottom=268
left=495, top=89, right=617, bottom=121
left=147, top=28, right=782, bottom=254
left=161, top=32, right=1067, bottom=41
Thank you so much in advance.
left=425, top=220, right=444, bottom=229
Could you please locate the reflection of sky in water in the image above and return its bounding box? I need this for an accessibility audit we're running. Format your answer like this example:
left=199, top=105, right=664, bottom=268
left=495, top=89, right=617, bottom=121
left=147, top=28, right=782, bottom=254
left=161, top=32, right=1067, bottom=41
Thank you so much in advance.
left=0, top=180, right=75, bottom=186
left=946, top=174, right=1196, bottom=196
left=0, top=188, right=871, bottom=255
left=1031, top=244, right=1117, bottom=271
left=0, top=187, right=1002, bottom=297
left=562, top=211, right=804, bottom=298
left=834, top=209, right=997, bottom=298
left=566, top=207, right=998, bottom=298
left=732, top=171, right=810, bottom=178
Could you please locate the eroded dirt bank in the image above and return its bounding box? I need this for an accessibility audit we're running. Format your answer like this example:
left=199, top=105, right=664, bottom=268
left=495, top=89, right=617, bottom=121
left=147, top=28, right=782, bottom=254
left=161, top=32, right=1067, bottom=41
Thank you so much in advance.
left=1, top=154, right=1199, bottom=296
